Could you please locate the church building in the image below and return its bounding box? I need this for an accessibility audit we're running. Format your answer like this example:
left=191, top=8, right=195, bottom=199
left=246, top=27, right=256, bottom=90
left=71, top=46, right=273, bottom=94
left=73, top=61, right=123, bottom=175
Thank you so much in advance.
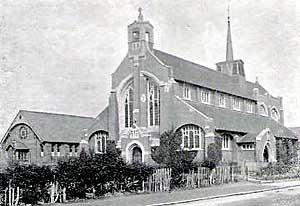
left=1, top=9, right=297, bottom=170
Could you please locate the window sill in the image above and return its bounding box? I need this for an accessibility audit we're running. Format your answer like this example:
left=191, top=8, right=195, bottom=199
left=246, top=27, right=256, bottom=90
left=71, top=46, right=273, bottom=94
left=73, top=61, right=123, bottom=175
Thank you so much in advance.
left=222, top=148, right=232, bottom=151
left=181, top=148, right=204, bottom=151
left=201, top=101, right=211, bottom=105
left=182, top=97, right=192, bottom=101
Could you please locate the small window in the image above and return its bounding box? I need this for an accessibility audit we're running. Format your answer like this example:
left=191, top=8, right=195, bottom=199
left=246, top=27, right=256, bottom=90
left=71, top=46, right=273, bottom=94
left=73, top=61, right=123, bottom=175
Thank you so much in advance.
left=51, top=144, right=55, bottom=156
left=145, top=32, right=150, bottom=42
left=233, top=97, right=241, bottom=111
left=241, top=144, right=254, bottom=150
left=74, top=145, right=78, bottom=155
left=246, top=101, right=254, bottom=113
left=19, top=127, right=28, bottom=139
left=40, top=144, right=44, bottom=157
left=233, top=64, right=238, bottom=74
left=271, top=107, right=280, bottom=121
left=132, top=31, right=140, bottom=41
left=218, top=93, right=226, bottom=107
left=17, top=151, right=28, bottom=161
left=259, top=103, right=268, bottom=116
left=183, top=83, right=191, bottom=100
left=201, top=89, right=210, bottom=104
left=222, top=135, right=231, bottom=150
left=57, top=144, right=60, bottom=157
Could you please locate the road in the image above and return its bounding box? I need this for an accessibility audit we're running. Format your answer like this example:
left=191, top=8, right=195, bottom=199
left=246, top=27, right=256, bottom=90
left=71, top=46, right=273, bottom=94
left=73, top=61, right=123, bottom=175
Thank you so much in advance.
left=173, top=185, right=300, bottom=206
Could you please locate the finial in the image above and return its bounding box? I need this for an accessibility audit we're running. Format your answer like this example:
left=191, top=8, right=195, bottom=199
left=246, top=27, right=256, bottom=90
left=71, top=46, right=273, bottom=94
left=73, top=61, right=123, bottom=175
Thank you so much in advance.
left=227, top=0, right=231, bottom=24
left=138, top=7, right=143, bottom=21
left=256, top=76, right=259, bottom=83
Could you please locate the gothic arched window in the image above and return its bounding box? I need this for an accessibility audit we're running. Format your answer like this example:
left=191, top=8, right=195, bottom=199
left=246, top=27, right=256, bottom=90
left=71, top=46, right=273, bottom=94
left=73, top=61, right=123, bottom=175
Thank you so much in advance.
left=178, top=125, right=204, bottom=150
left=259, top=103, right=268, bottom=116
left=93, top=131, right=108, bottom=154
left=147, top=79, right=160, bottom=126
left=271, top=107, right=280, bottom=121
left=124, top=84, right=134, bottom=128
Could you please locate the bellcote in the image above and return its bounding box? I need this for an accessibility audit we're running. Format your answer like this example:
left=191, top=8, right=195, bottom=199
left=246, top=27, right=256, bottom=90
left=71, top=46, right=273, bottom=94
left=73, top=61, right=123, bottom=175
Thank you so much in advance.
left=128, top=8, right=154, bottom=56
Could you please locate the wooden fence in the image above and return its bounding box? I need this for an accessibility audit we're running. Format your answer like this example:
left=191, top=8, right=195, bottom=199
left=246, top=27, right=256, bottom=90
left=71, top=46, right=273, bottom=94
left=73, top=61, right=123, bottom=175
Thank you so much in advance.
left=185, top=166, right=248, bottom=189
left=143, top=166, right=248, bottom=193
left=143, top=168, right=172, bottom=192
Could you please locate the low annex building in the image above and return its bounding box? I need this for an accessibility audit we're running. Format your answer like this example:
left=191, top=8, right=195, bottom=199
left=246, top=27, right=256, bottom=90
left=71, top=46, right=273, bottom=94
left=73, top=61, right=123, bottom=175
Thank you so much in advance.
left=0, top=9, right=298, bottom=170
left=0, top=110, right=94, bottom=167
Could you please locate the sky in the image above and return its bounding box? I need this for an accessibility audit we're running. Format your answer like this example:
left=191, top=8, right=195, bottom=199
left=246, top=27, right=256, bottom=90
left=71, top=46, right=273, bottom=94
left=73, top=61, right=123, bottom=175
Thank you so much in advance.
left=0, top=0, right=300, bottom=138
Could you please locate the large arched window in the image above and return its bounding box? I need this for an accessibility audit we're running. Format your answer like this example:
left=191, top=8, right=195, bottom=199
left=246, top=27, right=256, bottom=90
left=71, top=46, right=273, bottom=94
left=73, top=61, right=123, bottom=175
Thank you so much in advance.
left=124, top=84, right=134, bottom=128
left=178, top=125, right=204, bottom=150
left=92, top=131, right=108, bottom=154
left=270, top=107, right=280, bottom=121
left=147, top=79, right=160, bottom=126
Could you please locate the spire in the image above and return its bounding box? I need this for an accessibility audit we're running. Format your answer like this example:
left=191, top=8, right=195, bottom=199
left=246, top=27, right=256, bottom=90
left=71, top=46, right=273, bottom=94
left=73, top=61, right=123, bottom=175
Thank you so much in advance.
left=226, top=2, right=234, bottom=61
left=138, top=7, right=144, bottom=22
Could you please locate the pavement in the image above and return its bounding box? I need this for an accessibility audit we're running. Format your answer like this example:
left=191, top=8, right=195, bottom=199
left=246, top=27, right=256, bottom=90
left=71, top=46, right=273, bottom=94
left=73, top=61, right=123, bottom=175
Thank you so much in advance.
left=55, top=180, right=298, bottom=206
left=174, top=182, right=300, bottom=206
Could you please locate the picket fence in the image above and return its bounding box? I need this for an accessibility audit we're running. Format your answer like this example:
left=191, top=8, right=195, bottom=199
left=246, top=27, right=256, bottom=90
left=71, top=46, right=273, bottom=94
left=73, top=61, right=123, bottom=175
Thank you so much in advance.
left=143, top=168, right=172, bottom=192
left=143, top=166, right=248, bottom=192
left=0, top=181, right=66, bottom=206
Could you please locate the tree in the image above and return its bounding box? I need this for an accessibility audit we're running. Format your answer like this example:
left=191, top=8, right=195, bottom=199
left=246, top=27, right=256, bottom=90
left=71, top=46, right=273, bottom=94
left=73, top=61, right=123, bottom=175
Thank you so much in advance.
left=203, top=139, right=222, bottom=169
left=151, top=130, right=197, bottom=188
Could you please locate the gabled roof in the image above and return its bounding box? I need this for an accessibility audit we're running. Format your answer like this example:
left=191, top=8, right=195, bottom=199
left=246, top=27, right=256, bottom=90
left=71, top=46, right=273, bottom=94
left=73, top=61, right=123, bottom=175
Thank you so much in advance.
left=154, top=49, right=267, bottom=100
left=87, top=106, right=109, bottom=137
left=2, top=110, right=95, bottom=144
left=184, top=100, right=296, bottom=139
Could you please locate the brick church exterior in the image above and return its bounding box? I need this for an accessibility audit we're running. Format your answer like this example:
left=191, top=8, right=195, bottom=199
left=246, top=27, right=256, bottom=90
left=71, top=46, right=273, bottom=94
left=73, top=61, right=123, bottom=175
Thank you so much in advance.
left=0, top=9, right=297, bottom=170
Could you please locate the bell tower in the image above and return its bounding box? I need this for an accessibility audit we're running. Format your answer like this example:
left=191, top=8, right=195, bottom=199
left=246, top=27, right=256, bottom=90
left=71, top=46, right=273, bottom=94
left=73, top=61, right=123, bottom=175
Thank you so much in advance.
left=128, top=8, right=154, bottom=57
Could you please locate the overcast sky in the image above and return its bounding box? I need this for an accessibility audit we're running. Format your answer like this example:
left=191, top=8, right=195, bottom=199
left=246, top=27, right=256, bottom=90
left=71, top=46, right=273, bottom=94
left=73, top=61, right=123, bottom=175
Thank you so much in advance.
left=0, top=0, right=300, bottom=138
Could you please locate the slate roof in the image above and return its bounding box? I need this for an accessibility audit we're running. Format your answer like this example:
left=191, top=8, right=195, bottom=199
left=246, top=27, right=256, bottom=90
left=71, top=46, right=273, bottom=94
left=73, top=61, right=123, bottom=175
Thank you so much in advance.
left=6, top=139, right=30, bottom=150
left=87, top=106, right=109, bottom=137
left=184, top=100, right=296, bottom=140
left=16, top=110, right=95, bottom=143
left=237, top=133, right=259, bottom=143
left=289, top=127, right=300, bottom=136
left=154, top=49, right=268, bottom=99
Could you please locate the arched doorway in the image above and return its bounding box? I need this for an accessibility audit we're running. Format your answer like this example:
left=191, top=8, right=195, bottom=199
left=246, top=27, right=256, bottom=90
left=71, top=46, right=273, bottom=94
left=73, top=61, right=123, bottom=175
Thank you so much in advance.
left=132, top=146, right=142, bottom=164
left=126, top=141, right=144, bottom=164
left=263, top=145, right=269, bottom=162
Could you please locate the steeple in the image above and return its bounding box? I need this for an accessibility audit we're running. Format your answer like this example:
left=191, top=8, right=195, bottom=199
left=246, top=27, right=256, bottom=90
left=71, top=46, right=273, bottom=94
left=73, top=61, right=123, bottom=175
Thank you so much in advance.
left=226, top=3, right=234, bottom=62
left=216, top=3, right=245, bottom=78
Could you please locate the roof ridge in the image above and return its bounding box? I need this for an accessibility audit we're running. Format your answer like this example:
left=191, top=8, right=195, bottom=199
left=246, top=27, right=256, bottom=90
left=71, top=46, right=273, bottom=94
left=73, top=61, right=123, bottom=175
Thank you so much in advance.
left=154, top=49, right=257, bottom=87
left=19, top=110, right=95, bottom=119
